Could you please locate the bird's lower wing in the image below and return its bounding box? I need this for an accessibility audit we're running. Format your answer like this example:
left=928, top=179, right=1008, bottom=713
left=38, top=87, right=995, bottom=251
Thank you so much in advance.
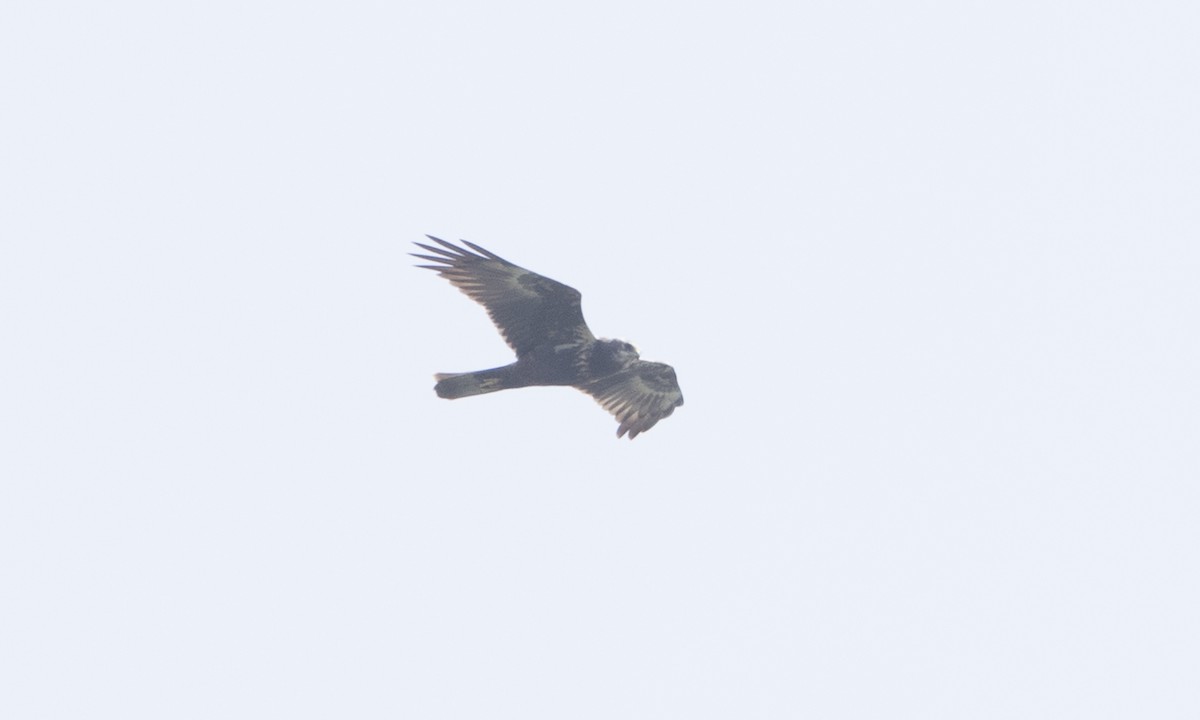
left=579, top=361, right=684, bottom=439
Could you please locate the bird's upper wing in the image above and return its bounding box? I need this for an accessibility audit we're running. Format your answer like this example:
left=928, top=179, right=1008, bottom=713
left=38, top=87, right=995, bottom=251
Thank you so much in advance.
left=579, top=360, right=684, bottom=439
left=413, top=237, right=595, bottom=355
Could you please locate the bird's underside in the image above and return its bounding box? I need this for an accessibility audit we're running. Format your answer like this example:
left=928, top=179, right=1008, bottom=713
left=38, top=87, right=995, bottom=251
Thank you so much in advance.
left=412, top=236, right=684, bottom=439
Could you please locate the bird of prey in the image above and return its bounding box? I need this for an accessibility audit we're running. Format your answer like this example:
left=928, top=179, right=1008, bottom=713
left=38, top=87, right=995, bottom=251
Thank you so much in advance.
left=412, top=236, right=684, bottom=439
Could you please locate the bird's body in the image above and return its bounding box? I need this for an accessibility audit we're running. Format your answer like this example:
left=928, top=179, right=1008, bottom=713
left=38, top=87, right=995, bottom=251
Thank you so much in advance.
left=412, top=237, right=683, bottom=439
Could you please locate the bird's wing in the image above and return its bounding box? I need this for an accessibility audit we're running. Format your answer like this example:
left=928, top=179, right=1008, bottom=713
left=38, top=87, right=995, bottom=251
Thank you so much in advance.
left=579, top=360, right=684, bottom=439
left=413, top=237, right=595, bottom=356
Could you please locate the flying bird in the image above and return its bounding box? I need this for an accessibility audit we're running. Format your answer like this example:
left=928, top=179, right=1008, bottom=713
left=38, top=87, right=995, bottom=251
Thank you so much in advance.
left=412, top=236, right=684, bottom=439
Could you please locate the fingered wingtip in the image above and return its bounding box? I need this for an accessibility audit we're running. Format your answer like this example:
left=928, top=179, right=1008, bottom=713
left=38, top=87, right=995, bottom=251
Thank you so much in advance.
left=459, top=239, right=503, bottom=261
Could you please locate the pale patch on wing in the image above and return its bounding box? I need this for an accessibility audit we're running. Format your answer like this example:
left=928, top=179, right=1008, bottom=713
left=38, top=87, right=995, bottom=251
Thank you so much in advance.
left=580, top=360, right=684, bottom=439
left=412, top=237, right=595, bottom=356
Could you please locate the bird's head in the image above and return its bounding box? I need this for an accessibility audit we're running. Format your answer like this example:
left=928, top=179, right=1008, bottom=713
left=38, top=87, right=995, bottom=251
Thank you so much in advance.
left=599, top=338, right=640, bottom=368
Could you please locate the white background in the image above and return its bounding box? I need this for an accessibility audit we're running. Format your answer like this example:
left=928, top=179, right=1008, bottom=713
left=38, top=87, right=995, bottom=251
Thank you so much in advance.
left=2, top=1, right=1198, bottom=717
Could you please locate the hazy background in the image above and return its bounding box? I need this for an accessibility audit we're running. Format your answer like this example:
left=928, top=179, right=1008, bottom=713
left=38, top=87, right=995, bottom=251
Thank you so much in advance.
left=2, top=1, right=1197, bottom=717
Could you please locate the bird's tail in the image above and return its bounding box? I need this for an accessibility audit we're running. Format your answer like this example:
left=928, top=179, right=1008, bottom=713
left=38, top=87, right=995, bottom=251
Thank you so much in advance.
left=433, top=366, right=516, bottom=399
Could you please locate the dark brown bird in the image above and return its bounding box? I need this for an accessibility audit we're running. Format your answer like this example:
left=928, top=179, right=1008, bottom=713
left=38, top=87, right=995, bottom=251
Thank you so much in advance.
left=412, top=236, right=684, bottom=439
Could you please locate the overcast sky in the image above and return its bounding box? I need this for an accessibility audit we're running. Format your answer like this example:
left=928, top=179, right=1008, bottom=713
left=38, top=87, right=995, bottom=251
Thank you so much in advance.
left=2, top=1, right=1198, bottom=718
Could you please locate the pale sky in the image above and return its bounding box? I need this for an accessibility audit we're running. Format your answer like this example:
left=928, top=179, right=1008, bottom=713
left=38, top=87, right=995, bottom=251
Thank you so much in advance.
left=2, top=1, right=1198, bottom=718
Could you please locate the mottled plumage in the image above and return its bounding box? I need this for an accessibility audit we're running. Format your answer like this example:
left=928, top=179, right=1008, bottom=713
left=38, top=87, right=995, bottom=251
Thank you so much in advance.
left=413, top=236, right=684, bottom=439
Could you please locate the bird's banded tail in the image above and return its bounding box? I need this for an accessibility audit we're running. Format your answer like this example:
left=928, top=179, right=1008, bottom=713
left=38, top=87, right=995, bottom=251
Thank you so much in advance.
left=433, top=366, right=514, bottom=399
